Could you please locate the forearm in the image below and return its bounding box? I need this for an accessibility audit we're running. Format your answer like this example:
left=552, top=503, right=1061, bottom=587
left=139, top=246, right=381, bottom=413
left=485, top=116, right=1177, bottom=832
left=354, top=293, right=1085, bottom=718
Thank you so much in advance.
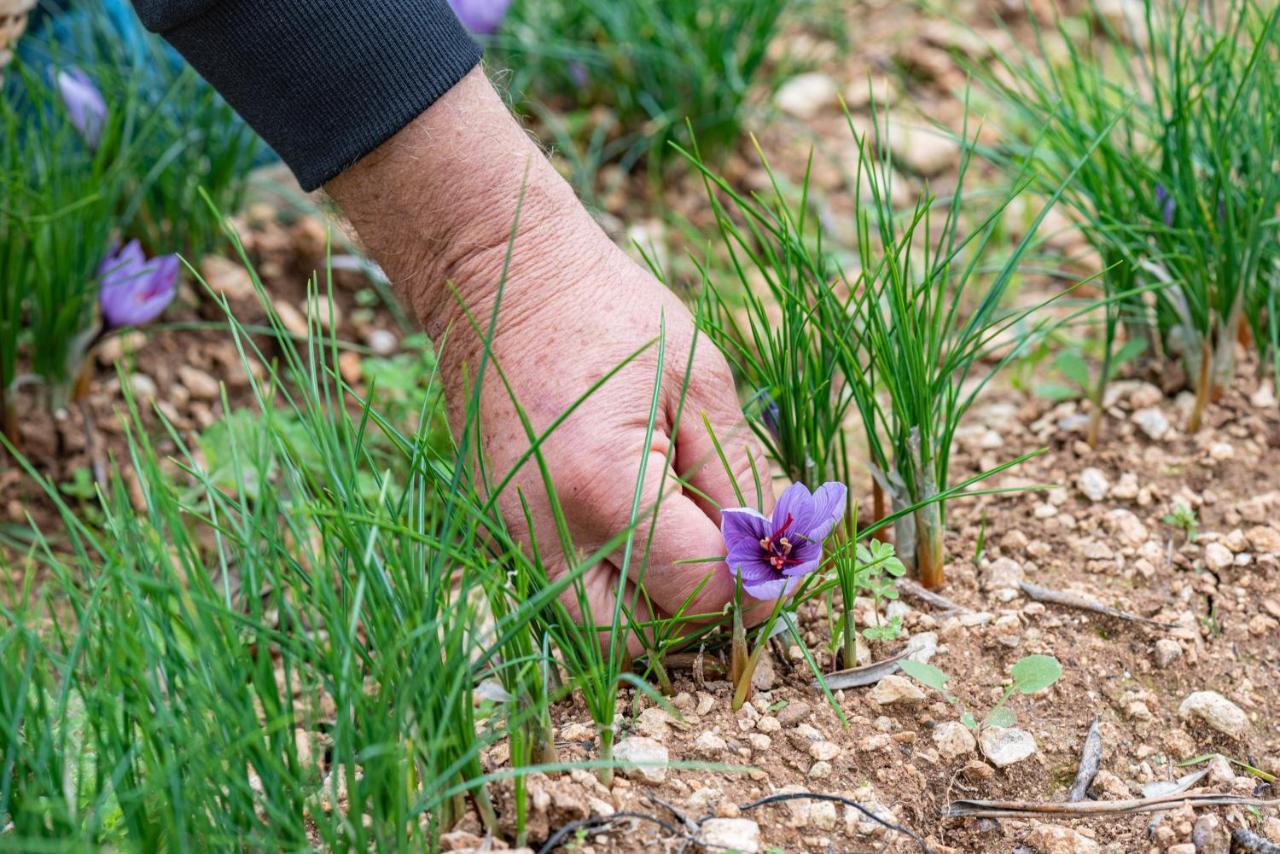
left=324, top=68, right=601, bottom=340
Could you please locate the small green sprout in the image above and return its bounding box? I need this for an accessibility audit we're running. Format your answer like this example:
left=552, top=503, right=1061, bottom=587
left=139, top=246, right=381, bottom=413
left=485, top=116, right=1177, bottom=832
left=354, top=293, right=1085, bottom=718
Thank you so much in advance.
left=1163, top=502, right=1199, bottom=542
left=899, top=654, right=1063, bottom=731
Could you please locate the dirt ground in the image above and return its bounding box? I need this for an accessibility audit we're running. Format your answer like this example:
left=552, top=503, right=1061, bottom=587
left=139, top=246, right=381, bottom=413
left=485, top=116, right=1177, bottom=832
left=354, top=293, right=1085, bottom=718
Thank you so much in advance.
left=3, top=1, right=1278, bottom=852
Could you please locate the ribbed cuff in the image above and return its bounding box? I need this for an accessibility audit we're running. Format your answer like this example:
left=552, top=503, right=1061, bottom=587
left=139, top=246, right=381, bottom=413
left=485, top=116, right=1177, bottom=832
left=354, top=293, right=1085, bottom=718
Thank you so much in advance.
left=133, top=0, right=482, bottom=191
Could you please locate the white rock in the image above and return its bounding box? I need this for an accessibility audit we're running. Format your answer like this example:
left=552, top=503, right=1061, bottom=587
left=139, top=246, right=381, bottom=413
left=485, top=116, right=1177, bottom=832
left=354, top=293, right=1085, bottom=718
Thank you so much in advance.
left=306, top=295, right=342, bottom=331
left=1204, top=542, right=1233, bottom=571
left=635, top=707, right=674, bottom=740
left=979, top=727, right=1038, bottom=767
left=1025, top=822, right=1100, bottom=854
left=809, top=799, right=838, bottom=831
left=809, top=740, right=841, bottom=762
left=1153, top=639, right=1182, bottom=668
left=199, top=255, right=255, bottom=301
left=273, top=300, right=309, bottom=338
left=1178, top=691, right=1249, bottom=739
left=984, top=557, right=1025, bottom=591
left=933, top=721, right=977, bottom=759
left=693, top=731, right=728, bottom=757
left=1107, top=508, right=1149, bottom=546
left=1077, top=467, right=1110, bottom=502
left=128, top=372, right=158, bottom=402
left=700, top=818, right=760, bottom=853
left=886, top=118, right=959, bottom=177
left=1208, top=441, right=1234, bottom=461
left=613, top=736, right=669, bottom=783
left=1132, top=407, right=1170, bottom=440
left=775, top=72, right=838, bottom=120
left=177, top=365, right=220, bottom=401
left=365, top=329, right=398, bottom=356
left=869, top=674, right=926, bottom=707
left=1251, top=382, right=1276, bottom=408
left=1246, top=525, right=1280, bottom=554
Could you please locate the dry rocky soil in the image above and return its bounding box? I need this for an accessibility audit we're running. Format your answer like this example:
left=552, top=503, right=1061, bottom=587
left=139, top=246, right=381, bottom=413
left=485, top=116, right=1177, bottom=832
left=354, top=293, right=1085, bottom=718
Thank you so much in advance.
left=3, top=1, right=1278, bottom=852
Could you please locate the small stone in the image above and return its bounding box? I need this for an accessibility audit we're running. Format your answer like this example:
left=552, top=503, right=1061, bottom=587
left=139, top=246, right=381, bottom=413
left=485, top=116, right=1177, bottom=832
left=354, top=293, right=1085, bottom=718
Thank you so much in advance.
left=1153, top=639, right=1182, bottom=668
left=807, top=760, right=832, bottom=779
left=747, top=733, right=772, bottom=752
left=1132, top=407, right=1170, bottom=440
left=776, top=701, right=811, bottom=727
left=1208, top=441, right=1234, bottom=461
left=128, top=372, right=158, bottom=402
left=1203, top=542, right=1233, bottom=571
left=273, top=300, right=309, bottom=338
left=199, top=255, right=255, bottom=301
left=933, top=721, right=977, bottom=759
left=775, top=72, right=838, bottom=119
left=869, top=674, right=926, bottom=707
left=1025, top=822, right=1100, bottom=854
left=809, top=740, right=841, bottom=762
left=1166, top=845, right=1195, bottom=854
left=613, top=736, right=669, bottom=783
left=694, top=731, right=728, bottom=757
left=1107, top=508, right=1149, bottom=546
left=1178, top=691, right=1249, bottom=739
left=1078, top=467, right=1110, bottom=502
left=695, top=693, right=716, bottom=716
left=979, top=727, right=1038, bottom=767
left=1205, top=754, right=1235, bottom=786
left=886, top=118, right=959, bottom=177
left=636, top=707, right=674, bottom=740
left=177, top=365, right=220, bottom=401
left=983, top=557, right=1024, bottom=591
left=961, top=760, right=994, bottom=782
left=809, top=800, right=838, bottom=831
left=1246, top=525, right=1280, bottom=554
left=307, top=295, right=342, bottom=331
left=700, top=818, right=760, bottom=853
left=756, top=716, right=781, bottom=734
left=365, top=328, right=398, bottom=356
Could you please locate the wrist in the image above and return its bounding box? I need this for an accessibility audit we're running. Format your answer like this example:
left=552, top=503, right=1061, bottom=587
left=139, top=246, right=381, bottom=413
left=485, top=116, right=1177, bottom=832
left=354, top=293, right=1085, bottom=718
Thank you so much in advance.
left=324, top=67, right=589, bottom=339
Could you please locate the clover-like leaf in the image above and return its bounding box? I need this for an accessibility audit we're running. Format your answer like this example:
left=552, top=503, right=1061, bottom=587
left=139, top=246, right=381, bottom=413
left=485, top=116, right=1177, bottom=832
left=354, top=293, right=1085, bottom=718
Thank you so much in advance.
left=1011, top=655, right=1062, bottom=694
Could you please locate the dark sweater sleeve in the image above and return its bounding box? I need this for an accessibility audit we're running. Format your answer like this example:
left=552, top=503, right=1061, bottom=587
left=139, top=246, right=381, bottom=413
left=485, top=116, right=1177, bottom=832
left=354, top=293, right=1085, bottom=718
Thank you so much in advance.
left=131, top=0, right=482, bottom=191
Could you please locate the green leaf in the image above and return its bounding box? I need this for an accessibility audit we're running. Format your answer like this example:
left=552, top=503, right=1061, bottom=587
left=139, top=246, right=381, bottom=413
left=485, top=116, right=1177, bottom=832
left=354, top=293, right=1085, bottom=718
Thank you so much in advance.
left=1011, top=655, right=1062, bottom=694
left=1109, top=338, right=1148, bottom=375
left=984, top=706, right=1016, bottom=728
left=1053, top=349, right=1091, bottom=389
left=1032, top=381, right=1080, bottom=401
left=960, top=713, right=977, bottom=731
left=899, top=660, right=950, bottom=693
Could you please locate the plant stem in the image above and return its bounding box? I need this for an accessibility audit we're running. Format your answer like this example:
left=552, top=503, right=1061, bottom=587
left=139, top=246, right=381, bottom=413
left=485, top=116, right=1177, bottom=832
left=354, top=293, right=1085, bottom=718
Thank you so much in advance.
left=597, top=726, right=614, bottom=787
left=916, top=512, right=945, bottom=590
left=871, top=478, right=889, bottom=544
left=0, top=387, right=19, bottom=453
left=1186, top=337, right=1213, bottom=433
left=731, top=643, right=766, bottom=711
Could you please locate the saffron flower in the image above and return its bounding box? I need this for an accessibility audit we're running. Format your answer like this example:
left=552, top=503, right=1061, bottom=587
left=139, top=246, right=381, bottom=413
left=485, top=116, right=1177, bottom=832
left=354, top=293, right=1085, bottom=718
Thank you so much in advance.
left=721, top=481, right=847, bottom=599
left=447, top=0, right=512, bottom=35
left=1155, top=183, right=1175, bottom=227
left=758, top=391, right=781, bottom=443
left=98, top=240, right=179, bottom=328
left=56, top=67, right=107, bottom=150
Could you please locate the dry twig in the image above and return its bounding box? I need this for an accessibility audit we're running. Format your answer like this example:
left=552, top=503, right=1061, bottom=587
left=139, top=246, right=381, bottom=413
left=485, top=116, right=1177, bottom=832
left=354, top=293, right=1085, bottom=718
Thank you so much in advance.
left=1019, top=581, right=1175, bottom=627
left=1068, top=717, right=1104, bottom=803
left=947, top=791, right=1280, bottom=819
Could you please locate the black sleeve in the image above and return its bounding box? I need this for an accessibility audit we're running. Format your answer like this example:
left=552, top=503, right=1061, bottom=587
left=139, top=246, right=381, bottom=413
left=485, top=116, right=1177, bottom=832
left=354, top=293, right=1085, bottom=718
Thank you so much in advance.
left=132, top=0, right=482, bottom=191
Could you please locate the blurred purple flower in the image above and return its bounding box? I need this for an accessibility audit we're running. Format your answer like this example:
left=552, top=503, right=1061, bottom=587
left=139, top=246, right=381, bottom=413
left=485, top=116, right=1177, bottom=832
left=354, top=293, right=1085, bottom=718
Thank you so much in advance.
left=448, top=0, right=511, bottom=34
left=1155, top=183, right=1175, bottom=227
left=758, top=391, right=781, bottom=442
left=721, top=481, right=846, bottom=599
left=56, top=67, right=107, bottom=150
left=98, top=240, right=178, bottom=327
left=569, top=61, right=590, bottom=90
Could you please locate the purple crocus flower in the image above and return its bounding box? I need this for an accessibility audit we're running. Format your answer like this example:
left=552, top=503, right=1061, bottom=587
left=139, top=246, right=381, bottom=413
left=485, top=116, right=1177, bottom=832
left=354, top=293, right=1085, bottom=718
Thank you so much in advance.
left=56, top=67, right=107, bottom=150
left=448, top=0, right=511, bottom=34
left=1155, top=183, right=1175, bottom=227
left=759, top=391, right=781, bottom=443
left=721, top=481, right=847, bottom=599
left=98, top=240, right=179, bottom=327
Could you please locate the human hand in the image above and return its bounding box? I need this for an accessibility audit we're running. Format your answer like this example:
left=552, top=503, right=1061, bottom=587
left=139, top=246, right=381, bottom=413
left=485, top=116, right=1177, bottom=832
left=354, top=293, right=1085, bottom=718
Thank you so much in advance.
left=327, top=68, right=773, bottom=648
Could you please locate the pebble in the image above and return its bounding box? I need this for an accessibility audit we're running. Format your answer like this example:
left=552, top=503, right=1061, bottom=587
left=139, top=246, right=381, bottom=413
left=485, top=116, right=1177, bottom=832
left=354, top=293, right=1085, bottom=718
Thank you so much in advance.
left=933, top=721, right=977, bottom=759
left=1107, top=508, right=1149, bottom=546
left=1208, top=441, right=1234, bottom=461
left=273, top=300, right=309, bottom=338
left=199, top=255, right=255, bottom=301
left=1178, top=691, right=1249, bottom=739
left=776, top=701, right=811, bottom=727
left=699, top=818, right=760, bottom=853
left=307, top=295, right=342, bottom=331
left=636, top=707, right=674, bottom=740
left=365, top=328, right=398, bottom=356
left=613, top=736, right=668, bottom=783
left=694, top=731, right=727, bottom=757
left=1077, top=467, right=1110, bottom=502
left=774, top=72, right=838, bottom=119
left=886, top=118, right=959, bottom=177
left=961, top=760, right=994, bottom=782
left=979, top=726, right=1038, bottom=767
left=177, top=365, right=220, bottom=401
left=1132, top=407, right=1170, bottom=440
left=1025, top=822, right=1099, bottom=854
left=868, top=674, right=926, bottom=707
left=809, top=740, right=841, bottom=762
left=129, top=373, right=158, bottom=402
left=1203, top=542, right=1233, bottom=571
left=983, top=557, right=1024, bottom=592
left=1246, top=525, right=1280, bottom=553
left=1153, top=638, right=1182, bottom=668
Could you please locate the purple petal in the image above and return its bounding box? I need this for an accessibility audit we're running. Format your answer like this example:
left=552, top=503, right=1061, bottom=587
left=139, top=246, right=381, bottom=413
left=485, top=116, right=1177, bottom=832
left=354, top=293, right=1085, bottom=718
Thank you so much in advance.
left=721, top=507, right=770, bottom=554
left=730, top=558, right=777, bottom=584
left=780, top=556, right=821, bottom=578
left=448, top=0, right=511, bottom=34
left=742, top=575, right=801, bottom=600
left=100, top=249, right=179, bottom=328
left=770, top=482, right=815, bottom=536
left=805, top=482, right=847, bottom=541
left=56, top=67, right=107, bottom=150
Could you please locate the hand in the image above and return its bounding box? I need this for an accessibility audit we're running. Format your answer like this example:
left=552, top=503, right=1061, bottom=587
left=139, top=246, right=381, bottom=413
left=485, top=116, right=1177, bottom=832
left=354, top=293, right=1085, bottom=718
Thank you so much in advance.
left=326, top=68, right=773, bottom=649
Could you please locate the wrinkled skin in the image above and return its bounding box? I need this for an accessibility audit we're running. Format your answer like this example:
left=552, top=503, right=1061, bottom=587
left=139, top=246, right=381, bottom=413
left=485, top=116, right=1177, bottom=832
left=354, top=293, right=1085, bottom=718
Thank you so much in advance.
left=328, top=68, right=774, bottom=650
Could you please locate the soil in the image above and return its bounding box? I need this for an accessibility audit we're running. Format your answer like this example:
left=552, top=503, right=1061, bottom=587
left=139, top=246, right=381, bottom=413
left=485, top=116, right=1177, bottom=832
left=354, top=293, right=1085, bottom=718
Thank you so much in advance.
left=4, top=1, right=1279, bottom=852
